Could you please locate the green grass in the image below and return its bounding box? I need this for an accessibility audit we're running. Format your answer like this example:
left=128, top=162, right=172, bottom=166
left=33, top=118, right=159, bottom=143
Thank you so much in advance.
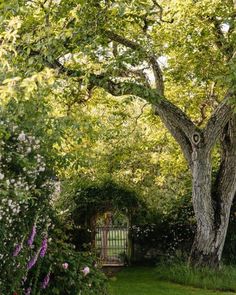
left=109, top=267, right=235, bottom=295
left=156, top=263, right=236, bottom=292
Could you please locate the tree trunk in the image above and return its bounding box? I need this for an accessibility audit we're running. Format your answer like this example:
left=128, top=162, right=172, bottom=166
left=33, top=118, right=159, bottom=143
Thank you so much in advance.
left=189, top=148, right=215, bottom=267
left=189, top=117, right=236, bottom=268
left=189, top=201, right=232, bottom=268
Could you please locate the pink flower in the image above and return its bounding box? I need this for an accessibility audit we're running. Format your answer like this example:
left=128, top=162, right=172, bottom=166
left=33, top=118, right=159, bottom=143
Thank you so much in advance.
left=62, top=262, right=69, bottom=269
left=82, top=266, right=90, bottom=276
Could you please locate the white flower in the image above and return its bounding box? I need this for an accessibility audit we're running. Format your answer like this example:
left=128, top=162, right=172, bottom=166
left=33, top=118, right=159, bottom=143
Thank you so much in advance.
left=0, top=173, right=4, bottom=180
left=18, top=131, right=26, bottom=141
left=26, top=147, right=32, bottom=153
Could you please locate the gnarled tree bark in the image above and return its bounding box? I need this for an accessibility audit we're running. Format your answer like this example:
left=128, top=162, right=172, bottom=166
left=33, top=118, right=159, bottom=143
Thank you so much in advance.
left=189, top=115, right=236, bottom=268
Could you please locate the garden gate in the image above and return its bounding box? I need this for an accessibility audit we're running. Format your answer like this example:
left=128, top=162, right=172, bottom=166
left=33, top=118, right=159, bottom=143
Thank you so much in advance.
left=95, top=226, right=129, bottom=266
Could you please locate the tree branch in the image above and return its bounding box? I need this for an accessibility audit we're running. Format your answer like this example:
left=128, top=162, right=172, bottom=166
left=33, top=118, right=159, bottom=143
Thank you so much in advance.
left=89, top=74, right=161, bottom=102
left=30, top=41, right=200, bottom=170
left=46, top=52, right=197, bottom=167
left=212, top=115, right=236, bottom=227
left=204, top=93, right=234, bottom=151
left=151, top=0, right=173, bottom=23
left=117, top=67, right=151, bottom=88
left=104, top=30, right=164, bottom=95
left=153, top=102, right=195, bottom=168
left=157, top=99, right=197, bottom=138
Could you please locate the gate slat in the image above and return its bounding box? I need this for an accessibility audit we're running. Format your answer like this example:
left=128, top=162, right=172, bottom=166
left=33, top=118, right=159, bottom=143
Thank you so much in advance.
left=95, top=226, right=129, bottom=266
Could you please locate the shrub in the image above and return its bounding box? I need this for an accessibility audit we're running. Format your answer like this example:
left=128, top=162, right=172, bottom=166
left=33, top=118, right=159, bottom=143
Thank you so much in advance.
left=130, top=196, right=195, bottom=263
left=41, top=240, right=108, bottom=295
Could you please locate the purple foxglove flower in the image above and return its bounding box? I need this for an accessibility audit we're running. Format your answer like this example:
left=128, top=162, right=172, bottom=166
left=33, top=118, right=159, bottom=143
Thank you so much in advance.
left=28, top=225, right=36, bottom=247
left=41, top=272, right=50, bottom=289
left=25, top=287, right=31, bottom=295
left=13, top=244, right=22, bottom=257
left=27, top=253, right=38, bottom=270
left=40, top=237, right=47, bottom=258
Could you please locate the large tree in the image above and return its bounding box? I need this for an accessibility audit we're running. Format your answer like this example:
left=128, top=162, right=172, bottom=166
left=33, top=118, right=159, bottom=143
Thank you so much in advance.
left=1, top=0, right=236, bottom=267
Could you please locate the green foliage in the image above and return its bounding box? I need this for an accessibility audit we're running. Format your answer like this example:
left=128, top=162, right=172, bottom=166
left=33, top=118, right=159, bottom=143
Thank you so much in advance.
left=0, top=0, right=235, bottom=283
left=64, top=181, right=142, bottom=219
left=130, top=195, right=195, bottom=263
left=222, top=201, right=236, bottom=264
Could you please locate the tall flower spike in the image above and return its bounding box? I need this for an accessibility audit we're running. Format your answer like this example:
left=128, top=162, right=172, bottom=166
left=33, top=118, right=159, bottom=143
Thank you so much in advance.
left=41, top=271, right=50, bottom=289
left=27, top=248, right=40, bottom=270
left=25, top=287, right=31, bottom=295
left=40, top=237, right=47, bottom=258
left=13, top=244, right=22, bottom=257
left=28, top=225, right=36, bottom=247
left=27, top=255, right=37, bottom=270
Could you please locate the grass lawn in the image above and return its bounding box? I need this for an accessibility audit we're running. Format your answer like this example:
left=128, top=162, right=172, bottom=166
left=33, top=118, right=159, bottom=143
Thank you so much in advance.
left=109, top=267, right=235, bottom=295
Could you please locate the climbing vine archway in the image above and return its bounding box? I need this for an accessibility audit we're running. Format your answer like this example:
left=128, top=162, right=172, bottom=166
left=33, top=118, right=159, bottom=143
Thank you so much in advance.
left=69, top=181, right=146, bottom=264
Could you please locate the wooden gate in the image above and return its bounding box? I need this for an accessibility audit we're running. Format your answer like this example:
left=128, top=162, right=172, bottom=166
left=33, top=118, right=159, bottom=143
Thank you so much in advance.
left=95, top=226, right=129, bottom=266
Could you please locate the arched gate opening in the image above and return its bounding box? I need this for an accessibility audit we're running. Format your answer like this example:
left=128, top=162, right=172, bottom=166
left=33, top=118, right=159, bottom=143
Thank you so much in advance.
left=95, top=212, right=129, bottom=266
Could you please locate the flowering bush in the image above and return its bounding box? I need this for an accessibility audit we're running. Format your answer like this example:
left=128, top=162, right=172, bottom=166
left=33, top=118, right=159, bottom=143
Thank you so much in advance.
left=40, top=238, right=108, bottom=295
left=0, top=110, right=108, bottom=295
left=0, top=113, right=54, bottom=294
